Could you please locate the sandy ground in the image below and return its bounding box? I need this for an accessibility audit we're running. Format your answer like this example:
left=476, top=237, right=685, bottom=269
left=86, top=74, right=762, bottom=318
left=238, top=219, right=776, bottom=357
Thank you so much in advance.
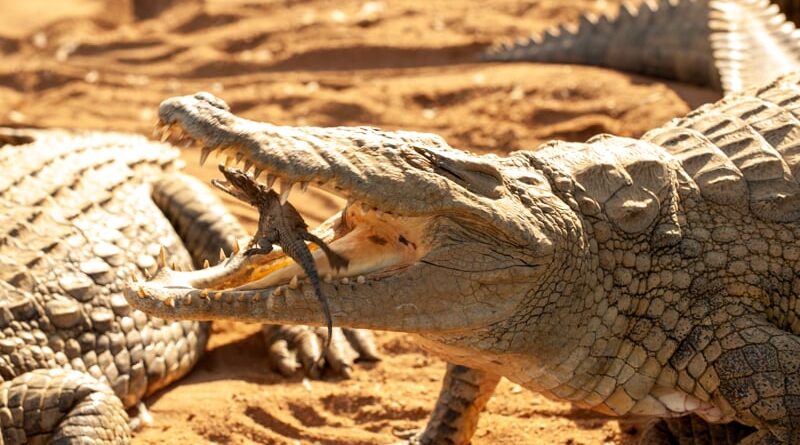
left=0, top=0, right=722, bottom=443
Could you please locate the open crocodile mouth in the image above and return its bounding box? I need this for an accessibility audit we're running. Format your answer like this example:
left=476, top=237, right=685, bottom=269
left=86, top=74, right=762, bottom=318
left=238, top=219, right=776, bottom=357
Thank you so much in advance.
left=133, top=114, right=434, bottom=307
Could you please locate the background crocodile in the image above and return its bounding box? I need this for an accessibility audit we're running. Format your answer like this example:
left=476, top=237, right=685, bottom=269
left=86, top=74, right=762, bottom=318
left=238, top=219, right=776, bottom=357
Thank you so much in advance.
left=130, top=70, right=800, bottom=445
left=0, top=128, right=375, bottom=444
left=0, top=127, right=242, bottom=444
left=484, top=0, right=800, bottom=95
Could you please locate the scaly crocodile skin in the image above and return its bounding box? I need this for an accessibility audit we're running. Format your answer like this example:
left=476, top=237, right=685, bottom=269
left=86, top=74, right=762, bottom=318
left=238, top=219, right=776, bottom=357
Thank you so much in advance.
left=0, top=128, right=244, bottom=444
left=484, top=0, right=800, bottom=94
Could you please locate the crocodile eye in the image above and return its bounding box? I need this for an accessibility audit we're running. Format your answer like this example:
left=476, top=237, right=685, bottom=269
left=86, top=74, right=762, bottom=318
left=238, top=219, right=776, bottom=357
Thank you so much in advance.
left=435, top=161, right=505, bottom=199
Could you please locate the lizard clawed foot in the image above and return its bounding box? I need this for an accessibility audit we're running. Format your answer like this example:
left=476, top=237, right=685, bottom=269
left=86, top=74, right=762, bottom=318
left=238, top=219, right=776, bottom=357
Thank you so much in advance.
left=243, top=246, right=272, bottom=257
left=263, top=324, right=380, bottom=379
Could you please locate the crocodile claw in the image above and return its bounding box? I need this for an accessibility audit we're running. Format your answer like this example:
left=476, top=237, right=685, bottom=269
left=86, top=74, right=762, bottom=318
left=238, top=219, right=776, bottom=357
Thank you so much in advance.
left=263, top=325, right=380, bottom=378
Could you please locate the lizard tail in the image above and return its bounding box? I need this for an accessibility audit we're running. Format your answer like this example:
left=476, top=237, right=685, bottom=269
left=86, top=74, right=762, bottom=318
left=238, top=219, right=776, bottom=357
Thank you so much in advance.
left=303, top=232, right=350, bottom=271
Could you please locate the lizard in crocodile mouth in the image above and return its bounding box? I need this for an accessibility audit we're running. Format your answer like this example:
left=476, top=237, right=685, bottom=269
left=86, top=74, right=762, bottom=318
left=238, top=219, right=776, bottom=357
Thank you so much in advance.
left=211, top=164, right=349, bottom=349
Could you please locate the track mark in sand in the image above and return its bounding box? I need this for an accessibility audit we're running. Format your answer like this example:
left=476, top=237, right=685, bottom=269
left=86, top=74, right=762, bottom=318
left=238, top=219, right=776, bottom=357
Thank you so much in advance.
left=185, top=44, right=486, bottom=77
left=116, top=46, right=189, bottom=65
left=533, top=115, right=620, bottom=143
left=221, top=32, right=272, bottom=52
left=315, top=100, right=377, bottom=125
left=173, top=12, right=241, bottom=33
left=244, top=405, right=377, bottom=445
left=410, top=88, right=487, bottom=109
left=322, top=393, right=429, bottom=423
left=287, top=401, right=328, bottom=427
left=72, top=39, right=164, bottom=57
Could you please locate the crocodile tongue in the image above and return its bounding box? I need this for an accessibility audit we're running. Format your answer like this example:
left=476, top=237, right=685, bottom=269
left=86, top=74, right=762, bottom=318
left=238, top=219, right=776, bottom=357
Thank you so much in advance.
left=141, top=196, right=430, bottom=295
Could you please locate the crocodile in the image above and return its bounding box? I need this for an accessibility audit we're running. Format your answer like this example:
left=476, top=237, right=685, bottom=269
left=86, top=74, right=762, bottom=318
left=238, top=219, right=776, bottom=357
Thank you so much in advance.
left=127, top=72, right=800, bottom=445
left=0, top=128, right=375, bottom=444
left=483, top=0, right=800, bottom=95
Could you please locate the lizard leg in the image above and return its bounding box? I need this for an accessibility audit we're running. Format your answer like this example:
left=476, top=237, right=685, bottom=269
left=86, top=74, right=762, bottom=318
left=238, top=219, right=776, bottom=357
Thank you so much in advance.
left=244, top=243, right=274, bottom=257
left=413, top=364, right=500, bottom=445
left=640, top=414, right=754, bottom=445
left=709, top=315, right=800, bottom=444
left=1, top=369, right=129, bottom=445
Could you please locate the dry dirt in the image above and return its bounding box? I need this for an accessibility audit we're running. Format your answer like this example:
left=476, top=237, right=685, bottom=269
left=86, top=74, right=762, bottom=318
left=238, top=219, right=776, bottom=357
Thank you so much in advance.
left=0, top=0, right=722, bottom=443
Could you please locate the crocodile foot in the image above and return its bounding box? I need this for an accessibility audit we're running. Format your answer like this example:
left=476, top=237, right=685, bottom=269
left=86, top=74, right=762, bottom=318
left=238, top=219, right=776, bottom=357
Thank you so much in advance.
left=263, top=324, right=379, bottom=378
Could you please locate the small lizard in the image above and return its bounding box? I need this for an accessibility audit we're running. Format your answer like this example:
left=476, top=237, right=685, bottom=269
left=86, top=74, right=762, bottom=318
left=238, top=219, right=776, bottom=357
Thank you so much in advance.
left=212, top=165, right=348, bottom=349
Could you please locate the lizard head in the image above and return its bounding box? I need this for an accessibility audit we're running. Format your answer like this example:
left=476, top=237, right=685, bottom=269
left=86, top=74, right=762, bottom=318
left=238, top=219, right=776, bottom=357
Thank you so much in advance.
left=126, top=92, right=581, bottom=335
left=211, top=164, right=266, bottom=206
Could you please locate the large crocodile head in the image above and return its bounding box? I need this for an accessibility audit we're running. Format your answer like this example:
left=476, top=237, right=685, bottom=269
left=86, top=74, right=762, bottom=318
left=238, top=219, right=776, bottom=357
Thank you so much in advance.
left=126, top=92, right=584, bottom=338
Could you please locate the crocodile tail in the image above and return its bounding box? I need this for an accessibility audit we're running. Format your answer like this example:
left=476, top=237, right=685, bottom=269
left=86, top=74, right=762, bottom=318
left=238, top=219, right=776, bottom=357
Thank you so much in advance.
left=483, top=0, right=800, bottom=94
left=483, top=0, right=718, bottom=87
left=152, top=172, right=248, bottom=268
left=709, top=0, right=800, bottom=93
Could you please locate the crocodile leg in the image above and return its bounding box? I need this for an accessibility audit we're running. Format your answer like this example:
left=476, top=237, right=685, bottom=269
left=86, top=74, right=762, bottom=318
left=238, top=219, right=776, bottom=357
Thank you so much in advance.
left=709, top=314, right=800, bottom=444
left=641, top=414, right=754, bottom=445
left=411, top=364, right=500, bottom=445
left=1, top=369, right=128, bottom=445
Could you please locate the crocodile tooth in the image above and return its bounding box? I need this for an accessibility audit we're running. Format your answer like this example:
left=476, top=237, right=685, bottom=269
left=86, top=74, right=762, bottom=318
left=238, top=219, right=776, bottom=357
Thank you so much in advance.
left=357, top=275, right=366, bottom=284
left=199, top=147, right=212, bottom=166
left=170, top=260, right=177, bottom=270
left=158, top=246, right=167, bottom=268
left=219, top=248, right=227, bottom=262
left=202, top=259, right=210, bottom=269
left=213, top=292, right=223, bottom=301
left=324, top=274, right=333, bottom=283
left=159, top=124, right=173, bottom=142
left=232, top=239, right=240, bottom=255
left=254, top=168, right=264, bottom=181
left=300, top=181, right=309, bottom=192
left=243, top=160, right=253, bottom=173
left=137, top=286, right=146, bottom=298
left=289, top=275, right=299, bottom=289
left=266, top=174, right=277, bottom=189
left=341, top=277, right=350, bottom=284
left=164, top=296, right=175, bottom=307
left=224, top=156, right=233, bottom=167
left=183, top=295, right=192, bottom=305
left=273, top=286, right=283, bottom=296
left=279, top=180, right=294, bottom=204
left=235, top=152, right=244, bottom=164
left=200, top=289, right=209, bottom=299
